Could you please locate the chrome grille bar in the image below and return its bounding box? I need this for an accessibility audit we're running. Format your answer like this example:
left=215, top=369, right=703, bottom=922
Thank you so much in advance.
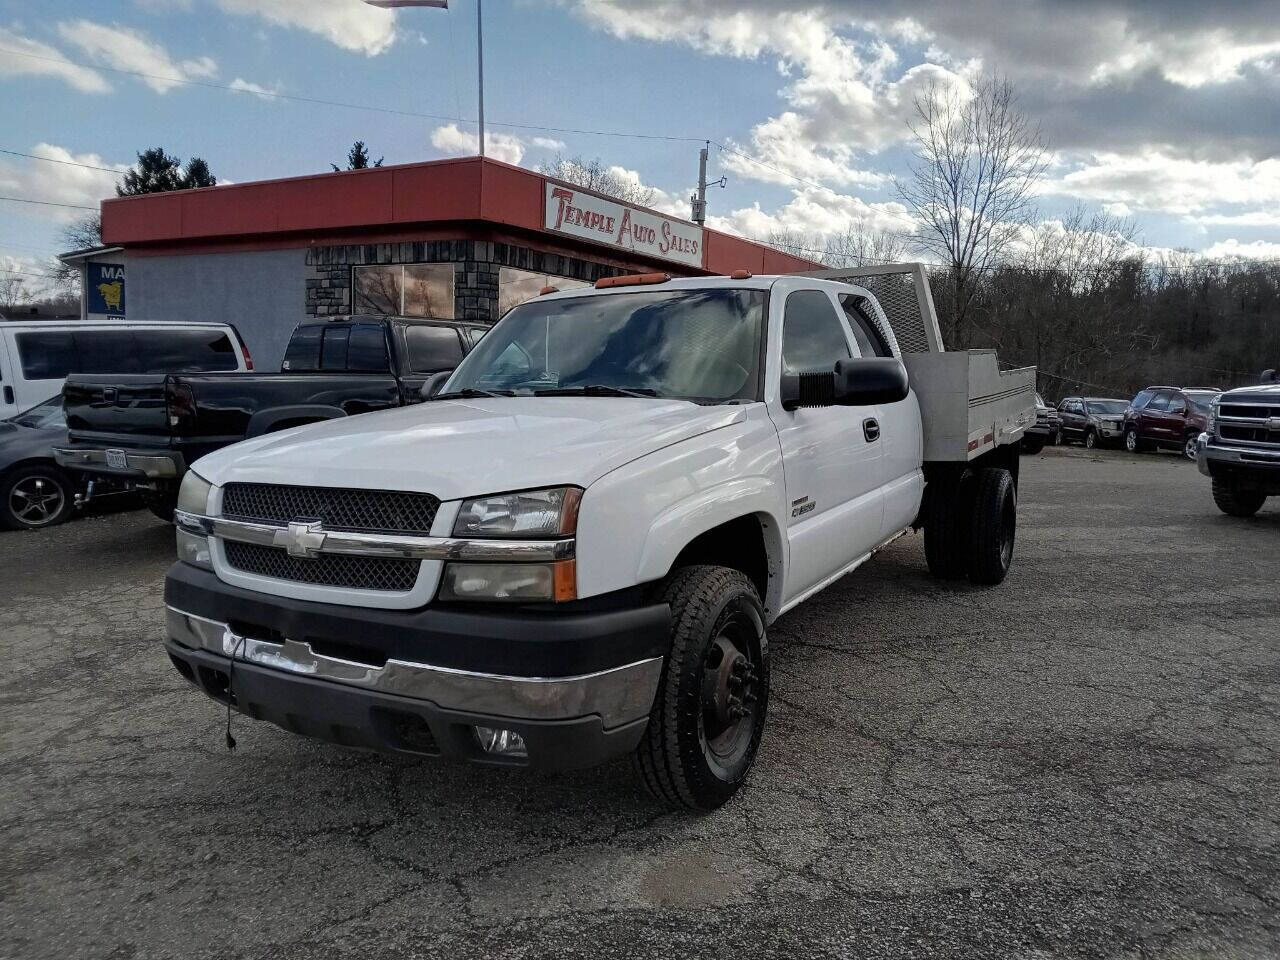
left=175, top=511, right=575, bottom=563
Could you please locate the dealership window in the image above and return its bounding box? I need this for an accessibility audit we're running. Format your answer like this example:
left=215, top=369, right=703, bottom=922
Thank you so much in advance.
left=498, top=267, right=590, bottom=316
left=353, top=263, right=455, bottom=318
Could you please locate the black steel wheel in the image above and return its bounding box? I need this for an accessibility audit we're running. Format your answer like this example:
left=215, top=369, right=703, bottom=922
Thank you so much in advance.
left=635, top=565, right=768, bottom=811
left=967, top=467, right=1016, bottom=586
left=1, top=465, right=73, bottom=530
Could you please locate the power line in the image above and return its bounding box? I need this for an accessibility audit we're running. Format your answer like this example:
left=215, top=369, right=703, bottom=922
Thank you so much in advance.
left=0, top=148, right=121, bottom=174
left=0, top=196, right=97, bottom=210
left=0, top=46, right=705, bottom=143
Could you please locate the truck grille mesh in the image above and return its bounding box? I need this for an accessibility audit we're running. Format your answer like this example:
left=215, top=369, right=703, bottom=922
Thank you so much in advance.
left=224, top=540, right=420, bottom=592
left=222, top=483, right=440, bottom=536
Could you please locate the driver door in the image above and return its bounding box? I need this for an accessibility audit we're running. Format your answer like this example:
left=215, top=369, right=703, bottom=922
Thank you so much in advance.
left=769, top=288, right=883, bottom=605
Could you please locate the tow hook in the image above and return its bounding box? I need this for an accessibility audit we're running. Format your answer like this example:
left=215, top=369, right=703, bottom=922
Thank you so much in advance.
left=74, top=480, right=97, bottom=509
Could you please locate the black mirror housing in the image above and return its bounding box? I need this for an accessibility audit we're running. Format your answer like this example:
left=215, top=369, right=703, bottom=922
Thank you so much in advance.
left=780, top=358, right=909, bottom=410
left=420, top=370, right=453, bottom=400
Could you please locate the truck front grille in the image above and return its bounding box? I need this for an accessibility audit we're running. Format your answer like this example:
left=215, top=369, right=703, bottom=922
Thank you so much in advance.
left=224, top=540, right=420, bottom=592
left=1219, top=424, right=1280, bottom=445
left=222, top=483, right=440, bottom=536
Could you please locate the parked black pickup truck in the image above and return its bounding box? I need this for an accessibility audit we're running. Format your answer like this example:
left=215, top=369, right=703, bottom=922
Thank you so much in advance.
left=55, top=315, right=486, bottom=519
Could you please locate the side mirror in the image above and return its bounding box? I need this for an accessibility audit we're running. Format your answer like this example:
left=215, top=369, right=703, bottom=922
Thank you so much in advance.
left=420, top=370, right=453, bottom=400
left=1262, top=368, right=1277, bottom=383
left=781, top=358, right=909, bottom=410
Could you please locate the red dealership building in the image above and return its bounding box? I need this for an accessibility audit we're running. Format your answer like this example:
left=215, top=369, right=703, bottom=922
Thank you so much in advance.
left=65, top=156, right=820, bottom=368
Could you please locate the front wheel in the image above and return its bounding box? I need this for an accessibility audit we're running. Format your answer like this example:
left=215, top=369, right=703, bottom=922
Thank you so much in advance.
left=635, top=565, right=769, bottom=812
left=1124, top=427, right=1142, bottom=453
left=1084, top=429, right=1098, bottom=450
left=144, top=491, right=178, bottom=523
left=1, top=465, right=74, bottom=530
left=1212, top=478, right=1266, bottom=517
left=968, top=467, right=1016, bottom=586
left=1183, top=434, right=1199, bottom=461
left=1021, top=436, right=1045, bottom=455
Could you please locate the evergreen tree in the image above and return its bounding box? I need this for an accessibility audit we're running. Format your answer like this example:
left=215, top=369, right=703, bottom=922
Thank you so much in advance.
left=116, top=148, right=217, bottom=195
left=332, top=141, right=383, bottom=172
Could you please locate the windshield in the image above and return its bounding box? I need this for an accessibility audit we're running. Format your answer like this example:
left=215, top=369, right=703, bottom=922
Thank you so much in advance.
left=1184, top=391, right=1216, bottom=413
left=443, top=288, right=766, bottom=403
left=1086, top=400, right=1128, bottom=415
left=11, top=395, right=65, bottom=429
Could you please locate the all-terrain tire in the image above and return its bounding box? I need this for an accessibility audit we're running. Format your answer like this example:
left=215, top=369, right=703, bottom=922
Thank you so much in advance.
left=967, top=467, right=1017, bottom=586
left=923, top=470, right=974, bottom=580
left=634, top=565, right=769, bottom=812
left=1211, top=477, right=1266, bottom=518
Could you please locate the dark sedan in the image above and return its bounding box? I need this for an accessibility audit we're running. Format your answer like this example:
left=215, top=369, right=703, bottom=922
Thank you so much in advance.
left=0, top=396, right=81, bottom=529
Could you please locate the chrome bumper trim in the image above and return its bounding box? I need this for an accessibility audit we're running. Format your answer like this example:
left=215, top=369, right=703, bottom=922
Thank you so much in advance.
left=1196, top=434, right=1280, bottom=476
left=174, top=511, right=575, bottom=563
left=54, top=446, right=183, bottom=478
left=165, top=606, right=661, bottom=728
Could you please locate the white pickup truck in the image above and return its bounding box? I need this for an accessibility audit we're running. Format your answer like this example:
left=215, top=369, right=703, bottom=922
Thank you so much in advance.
left=164, top=265, right=1034, bottom=810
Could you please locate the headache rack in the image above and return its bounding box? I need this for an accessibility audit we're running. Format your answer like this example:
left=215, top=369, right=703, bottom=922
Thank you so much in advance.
left=802, top=263, right=1036, bottom=462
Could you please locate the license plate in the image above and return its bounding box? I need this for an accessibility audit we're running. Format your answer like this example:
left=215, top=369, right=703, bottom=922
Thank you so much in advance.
left=105, top=449, right=127, bottom=470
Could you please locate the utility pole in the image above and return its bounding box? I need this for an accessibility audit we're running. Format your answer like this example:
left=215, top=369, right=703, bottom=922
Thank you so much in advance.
left=690, top=140, right=725, bottom=225
left=476, top=0, right=485, bottom=157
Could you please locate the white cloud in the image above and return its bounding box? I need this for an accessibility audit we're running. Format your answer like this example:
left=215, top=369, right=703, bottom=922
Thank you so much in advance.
left=0, top=26, right=110, bottom=93
left=604, top=166, right=690, bottom=217
left=213, top=0, right=399, bottom=56
left=707, top=185, right=915, bottom=245
left=429, top=124, right=527, bottom=166
left=1046, top=152, right=1280, bottom=216
left=531, top=137, right=568, bottom=151
left=0, top=143, right=127, bottom=224
left=1200, top=239, right=1280, bottom=261
left=57, top=20, right=219, bottom=93
left=229, top=77, right=281, bottom=100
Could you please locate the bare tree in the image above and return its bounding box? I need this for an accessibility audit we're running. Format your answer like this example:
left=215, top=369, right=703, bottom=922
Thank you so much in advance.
left=822, top=219, right=909, bottom=268
left=898, top=72, right=1048, bottom=347
left=539, top=155, right=656, bottom=207
left=764, top=228, right=820, bottom=260
left=49, top=214, right=105, bottom=292
left=1, top=274, right=28, bottom=315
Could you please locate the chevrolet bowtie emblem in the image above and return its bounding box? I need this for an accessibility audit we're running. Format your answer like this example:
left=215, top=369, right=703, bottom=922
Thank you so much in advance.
left=1268, top=417, right=1280, bottom=432
left=273, top=520, right=326, bottom=559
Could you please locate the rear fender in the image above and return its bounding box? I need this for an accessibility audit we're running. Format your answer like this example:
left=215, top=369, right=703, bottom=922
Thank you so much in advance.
left=245, top=405, right=346, bottom=439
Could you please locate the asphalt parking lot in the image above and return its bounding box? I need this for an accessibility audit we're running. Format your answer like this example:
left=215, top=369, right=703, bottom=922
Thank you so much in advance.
left=2, top=446, right=1278, bottom=960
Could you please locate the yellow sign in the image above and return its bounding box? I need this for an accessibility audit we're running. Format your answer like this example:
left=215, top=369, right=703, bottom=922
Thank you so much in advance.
left=97, top=281, right=123, bottom=311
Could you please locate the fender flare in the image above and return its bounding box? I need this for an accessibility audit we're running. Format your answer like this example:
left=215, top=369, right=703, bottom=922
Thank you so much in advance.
left=244, top=404, right=347, bottom=439
left=634, top=477, right=786, bottom=614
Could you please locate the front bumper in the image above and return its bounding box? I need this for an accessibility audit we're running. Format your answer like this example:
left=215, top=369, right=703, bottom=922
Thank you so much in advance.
left=1196, top=434, right=1280, bottom=483
left=163, top=564, right=669, bottom=769
left=54, top=445, right=184, bottom=480
left=1096, top=422, right=1125, bottom=440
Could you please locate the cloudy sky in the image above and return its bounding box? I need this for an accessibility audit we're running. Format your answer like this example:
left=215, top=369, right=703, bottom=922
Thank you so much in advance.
left=3, top=0, right=1279, bottom=293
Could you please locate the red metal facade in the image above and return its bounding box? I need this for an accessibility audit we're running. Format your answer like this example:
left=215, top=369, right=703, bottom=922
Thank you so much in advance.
left=101, top=156, right=821, bottom=275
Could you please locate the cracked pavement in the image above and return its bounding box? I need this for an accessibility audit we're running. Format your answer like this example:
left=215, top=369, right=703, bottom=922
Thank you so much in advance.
left=2, top=446, right=1278, bottom=959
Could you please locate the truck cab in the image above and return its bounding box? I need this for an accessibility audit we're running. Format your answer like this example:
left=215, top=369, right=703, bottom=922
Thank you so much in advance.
left=162, top=268, right=1033, bottom=810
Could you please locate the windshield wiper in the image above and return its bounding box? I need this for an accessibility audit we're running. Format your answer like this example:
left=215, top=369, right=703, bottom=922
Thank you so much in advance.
left=431, top=387, right=516, bottom=400
left=533, top=384, right=659, bottom=398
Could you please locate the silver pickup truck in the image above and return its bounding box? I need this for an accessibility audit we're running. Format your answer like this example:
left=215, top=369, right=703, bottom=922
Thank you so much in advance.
left=1197, top=371, right=1280, bottom=516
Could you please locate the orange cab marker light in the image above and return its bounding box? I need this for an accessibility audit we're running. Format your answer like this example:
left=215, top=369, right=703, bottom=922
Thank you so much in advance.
left=595, top=272, right=671, bottom=289
left=539, top=285, right=559, bottom=295
left=553, top=559, right=577, bottom=602
left=729, top=269, right=753, bottom=279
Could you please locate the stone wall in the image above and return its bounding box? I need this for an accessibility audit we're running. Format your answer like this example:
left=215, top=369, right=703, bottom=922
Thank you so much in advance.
left=304, top=239, right=625, bottom=322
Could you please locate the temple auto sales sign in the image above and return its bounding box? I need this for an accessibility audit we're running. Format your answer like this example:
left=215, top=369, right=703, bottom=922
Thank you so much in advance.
left=545, top=184, right=705, bottom=268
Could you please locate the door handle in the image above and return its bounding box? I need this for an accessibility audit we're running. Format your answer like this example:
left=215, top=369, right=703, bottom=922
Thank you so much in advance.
left=863, top=417, right=880, bottom=442
left=2, top=386, right=12, bottom=405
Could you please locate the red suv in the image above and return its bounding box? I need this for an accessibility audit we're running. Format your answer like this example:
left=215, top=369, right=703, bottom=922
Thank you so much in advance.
left=1123, top=386, right=1219, bottom=459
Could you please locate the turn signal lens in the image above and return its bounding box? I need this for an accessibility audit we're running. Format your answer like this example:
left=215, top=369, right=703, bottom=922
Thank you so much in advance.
left=438, top=560, right=577, bottom=602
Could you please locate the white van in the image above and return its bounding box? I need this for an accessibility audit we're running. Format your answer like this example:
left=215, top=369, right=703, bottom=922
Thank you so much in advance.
left=0, top=320, right=253, bottom=419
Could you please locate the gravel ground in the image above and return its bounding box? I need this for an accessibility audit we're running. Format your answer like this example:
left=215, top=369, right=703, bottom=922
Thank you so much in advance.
left=2, top=446, right=1278, bottom=960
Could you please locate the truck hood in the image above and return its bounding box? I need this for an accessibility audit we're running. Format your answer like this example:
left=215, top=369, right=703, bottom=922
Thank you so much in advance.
left=192, top=397, right=747, bottom=501
left=1221, top=383, right=1280, bottom=402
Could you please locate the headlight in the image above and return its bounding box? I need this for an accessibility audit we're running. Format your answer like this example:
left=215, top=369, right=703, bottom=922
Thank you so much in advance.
left=176, top=470, right=212, bottom=516
left=175, top=471, right=213, bottom=569
left=439, top=561, right=576, bottom=602
left=453, top=487, right=581, bottom=538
